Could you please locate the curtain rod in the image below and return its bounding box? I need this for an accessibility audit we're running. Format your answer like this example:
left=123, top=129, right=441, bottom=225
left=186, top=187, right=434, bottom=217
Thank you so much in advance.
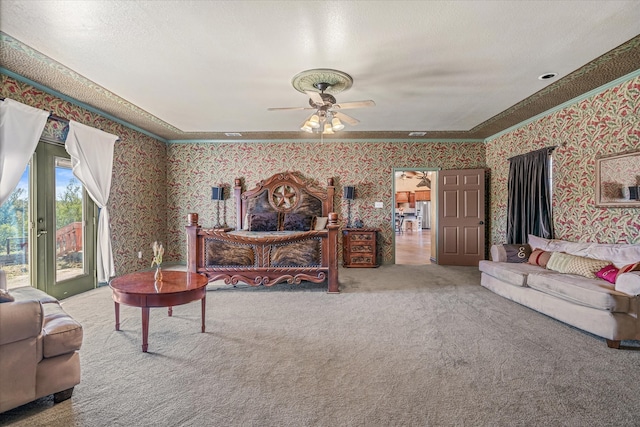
left=1, top=97, right=69, bottom=124
left=507, top=145, right=558, bottom=161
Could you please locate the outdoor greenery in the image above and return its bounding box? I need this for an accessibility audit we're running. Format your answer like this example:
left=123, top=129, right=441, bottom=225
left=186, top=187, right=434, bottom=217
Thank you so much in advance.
left=1, top=178, right=82, bottom=256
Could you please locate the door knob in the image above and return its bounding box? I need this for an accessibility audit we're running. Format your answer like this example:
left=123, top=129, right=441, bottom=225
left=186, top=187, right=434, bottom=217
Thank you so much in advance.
left=479, top=221, right=484, bottom=225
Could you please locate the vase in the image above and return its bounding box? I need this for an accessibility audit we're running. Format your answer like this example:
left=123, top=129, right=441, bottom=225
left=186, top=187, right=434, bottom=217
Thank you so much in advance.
left=154, top=266, right=163, bottom=281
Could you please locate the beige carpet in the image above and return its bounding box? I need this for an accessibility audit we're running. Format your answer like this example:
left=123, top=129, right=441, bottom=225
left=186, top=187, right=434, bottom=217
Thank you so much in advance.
left=1, top=265, right=639, bottom=427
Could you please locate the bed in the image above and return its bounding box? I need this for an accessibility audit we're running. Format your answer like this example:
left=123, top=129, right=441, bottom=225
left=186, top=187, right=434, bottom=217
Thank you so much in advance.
left=186, top=172, right=340, bottom=293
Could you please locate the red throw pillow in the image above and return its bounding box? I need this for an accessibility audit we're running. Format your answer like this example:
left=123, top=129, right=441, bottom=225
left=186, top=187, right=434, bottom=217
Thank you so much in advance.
left=596, top=265, right=619, bottom=284
left=618, top=262, right=640, bottom=275
left=529, top=249, right=551, bottom=268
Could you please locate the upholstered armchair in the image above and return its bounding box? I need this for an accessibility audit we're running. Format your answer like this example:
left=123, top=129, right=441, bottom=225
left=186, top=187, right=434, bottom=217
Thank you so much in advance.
left=0, top=269, right=83, bottom=413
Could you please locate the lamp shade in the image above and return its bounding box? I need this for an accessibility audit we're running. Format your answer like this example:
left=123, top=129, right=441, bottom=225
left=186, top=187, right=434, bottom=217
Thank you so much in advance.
left=331, top=117, right=345, bottom=131
left=343, top=186, right=355, bottom=200
left=211, top=186, right=224, bottom=200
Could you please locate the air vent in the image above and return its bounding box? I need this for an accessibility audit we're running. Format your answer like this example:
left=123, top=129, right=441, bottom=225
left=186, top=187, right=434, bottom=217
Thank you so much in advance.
left=408, top=132, right=427, bottom=136
left=225, top=132, right=242, bottom=137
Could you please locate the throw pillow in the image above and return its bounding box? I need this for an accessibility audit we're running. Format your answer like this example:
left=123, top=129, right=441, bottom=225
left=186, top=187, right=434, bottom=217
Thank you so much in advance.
left=313, top=216, right=328, bottom=230
left=529, top=249, right=551, bottom=267
left=547, top=252, right=612, bottom=278
left=0, top=288, right=14, bottom=303
left=618, top=262, right=640, bottom=275
left=249, top=212, right=279, bottom=231
left=596, top=265, right=619, bottom=284
left=283, top=213, right=313, bottom=231
left=504, top=244, right=532, bottom=263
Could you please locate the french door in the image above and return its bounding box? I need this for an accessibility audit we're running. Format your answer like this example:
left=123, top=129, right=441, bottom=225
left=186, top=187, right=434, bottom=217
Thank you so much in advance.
left=32, top=142, right=97, bottom=298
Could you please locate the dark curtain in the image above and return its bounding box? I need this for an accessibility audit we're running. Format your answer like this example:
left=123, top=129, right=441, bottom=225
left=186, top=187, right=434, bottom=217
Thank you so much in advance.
left=506, top=146, right=555, bottom=244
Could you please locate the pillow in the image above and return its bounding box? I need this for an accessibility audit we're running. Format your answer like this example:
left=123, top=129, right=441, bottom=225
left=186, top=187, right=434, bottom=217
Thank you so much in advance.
left=618, top=262, right=640, bottom=275
left=249, top=212, right=279, bottom=231
left=529, top=249, right=552, bottom=267
left=313, top=216, right=328, bottom=230
left=504, top=244, right=532, bottom=263
left=547, top=252, right=612, bottom=278
left=282, top=213, right=313, bottom=231
left=528, top=235, right=551, bottom=251
left=0, top=288, right=14, bottom=303
left=243, top=213, right=249, bottom=231
left=596, top=265, right=619, bottom=284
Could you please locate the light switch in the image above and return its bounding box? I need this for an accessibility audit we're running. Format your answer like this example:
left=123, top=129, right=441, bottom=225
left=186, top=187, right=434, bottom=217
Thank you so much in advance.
left=374, top=202, right=384, bottom=208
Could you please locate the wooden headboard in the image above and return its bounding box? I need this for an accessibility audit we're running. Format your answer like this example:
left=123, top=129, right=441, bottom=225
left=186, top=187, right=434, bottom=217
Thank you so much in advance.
left=235, top=172, right=335, bottom=230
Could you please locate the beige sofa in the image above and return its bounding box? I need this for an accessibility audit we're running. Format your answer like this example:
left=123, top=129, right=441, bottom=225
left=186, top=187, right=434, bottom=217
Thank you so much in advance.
left=0, top=270, right=83, bottom=413
left=479, top=236, right=640, bottom=348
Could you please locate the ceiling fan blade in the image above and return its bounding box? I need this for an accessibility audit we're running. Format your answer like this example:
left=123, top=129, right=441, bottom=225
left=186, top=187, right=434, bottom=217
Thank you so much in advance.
left=267, top=106, right=315, bottom=111
left=332, top=100, right=376, bottom=110
left=305, top=90, right=324, bottom=106
left=334, top=111, right=359, bottom=126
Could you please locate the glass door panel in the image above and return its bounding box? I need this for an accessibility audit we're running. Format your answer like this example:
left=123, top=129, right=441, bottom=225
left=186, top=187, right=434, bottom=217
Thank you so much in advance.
left=35, top=142, right=96, bottom=299
left=0, top=168, right=30, bottom=289
left=54, top=157, right=85, bottom=282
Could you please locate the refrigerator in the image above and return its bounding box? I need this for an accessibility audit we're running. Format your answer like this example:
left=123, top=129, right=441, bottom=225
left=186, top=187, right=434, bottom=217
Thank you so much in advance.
left=416, top=201, right=431, bottom=229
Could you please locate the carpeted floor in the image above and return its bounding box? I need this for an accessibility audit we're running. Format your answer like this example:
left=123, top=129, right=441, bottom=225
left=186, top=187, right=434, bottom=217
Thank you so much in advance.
left=1, top=265, right=639, bottom=427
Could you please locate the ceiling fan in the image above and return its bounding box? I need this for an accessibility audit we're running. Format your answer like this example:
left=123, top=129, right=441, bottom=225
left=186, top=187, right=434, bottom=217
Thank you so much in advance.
left=400, top=171, right=431, bottom=188
left=268, top=69, right=375, bottom=134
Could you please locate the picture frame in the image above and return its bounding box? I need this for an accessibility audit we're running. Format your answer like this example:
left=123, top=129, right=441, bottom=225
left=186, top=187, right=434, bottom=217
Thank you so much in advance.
left=594, top=150, right=640, bottom=207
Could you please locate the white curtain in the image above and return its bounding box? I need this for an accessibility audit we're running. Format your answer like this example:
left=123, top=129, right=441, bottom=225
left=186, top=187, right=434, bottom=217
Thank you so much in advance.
left=0, top=98, right=49, bottom=205
left=65, top=121, right=118, bottom=283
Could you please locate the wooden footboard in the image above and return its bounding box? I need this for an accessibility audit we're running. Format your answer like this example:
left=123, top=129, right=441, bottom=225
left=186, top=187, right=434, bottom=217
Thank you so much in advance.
left=186, top=212, right=340, bottom=292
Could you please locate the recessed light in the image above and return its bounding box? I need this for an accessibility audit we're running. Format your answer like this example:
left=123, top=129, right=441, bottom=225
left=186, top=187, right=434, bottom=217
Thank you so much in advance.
left=225, top=132, right=242, bottom=137
left=408, top=132, right=427, bottom=136
left=538, top=73, right=558, bottom=80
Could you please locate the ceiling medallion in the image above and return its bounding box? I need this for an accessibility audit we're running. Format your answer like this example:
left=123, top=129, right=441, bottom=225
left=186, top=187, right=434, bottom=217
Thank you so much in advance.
left=291, top=69, right=353, bottom=94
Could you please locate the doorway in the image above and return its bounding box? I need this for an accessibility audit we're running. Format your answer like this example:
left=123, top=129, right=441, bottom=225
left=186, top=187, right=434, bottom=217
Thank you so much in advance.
left=393, top=169, right=437, bottom=265
left=0, top=141, right=97, bottom=298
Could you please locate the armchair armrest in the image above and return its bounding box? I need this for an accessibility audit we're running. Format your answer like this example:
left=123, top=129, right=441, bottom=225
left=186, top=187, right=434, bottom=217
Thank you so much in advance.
left=616, top=271, right=640, bottom=296
left=0, top=300, right=44, bottom=346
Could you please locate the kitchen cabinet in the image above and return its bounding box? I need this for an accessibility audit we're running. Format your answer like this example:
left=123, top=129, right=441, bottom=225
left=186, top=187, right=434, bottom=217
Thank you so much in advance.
left=409, top=192, right=415, bottom=208
left=415, top=190, right=431, bottom=201
left=396, top=191, right=409, bottom=204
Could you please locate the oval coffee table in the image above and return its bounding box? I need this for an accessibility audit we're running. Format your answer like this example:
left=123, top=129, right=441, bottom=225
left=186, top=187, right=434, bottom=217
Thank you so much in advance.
left=109, top=270, right=208, bottom=352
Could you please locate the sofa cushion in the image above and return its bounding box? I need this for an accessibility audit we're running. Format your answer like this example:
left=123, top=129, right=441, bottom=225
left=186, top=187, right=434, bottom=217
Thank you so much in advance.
left=615, top=271, right=640, bottom=296
left=527, top=273, right=631, bottom=312
left=618, top=262, right=640, bottom=274
left=596, top=265, right=619, bottom=284
left=9, top=286, right=59, bottom=304
left=547, top=252, right=612, bottom=279
left=585, top=244, right=640, bottom=269
left=528, top=249, right=552, bottom=268
left=479, top=261, right=551, bottom=287
left=491, top=244, right=531, bottom=263
left=41, top=303, right=83, bottom=358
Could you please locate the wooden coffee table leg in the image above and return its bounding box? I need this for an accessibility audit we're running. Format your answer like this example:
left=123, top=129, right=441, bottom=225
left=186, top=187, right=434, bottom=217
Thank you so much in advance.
left=141, top=307, right=150, bottom=352
left=168, top=306, right=173, bottom=317
left=114, top=302, right=120, bottom=331
left=201, top=295, right=206, bottom=333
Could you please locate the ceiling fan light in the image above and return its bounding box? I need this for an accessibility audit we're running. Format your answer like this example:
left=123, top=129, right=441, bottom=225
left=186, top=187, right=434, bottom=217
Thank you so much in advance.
left=323, top=123, right=334, bottom=134
left=309, top=114, right=321, bottom=128
left=331, top=117, right=345, bottom=131
left=301, top=122, right=313, bottom=132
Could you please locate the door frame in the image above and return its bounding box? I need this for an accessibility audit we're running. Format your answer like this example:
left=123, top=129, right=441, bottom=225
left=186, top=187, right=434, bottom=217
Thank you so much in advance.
left=392, top=167, right=439, bottom=264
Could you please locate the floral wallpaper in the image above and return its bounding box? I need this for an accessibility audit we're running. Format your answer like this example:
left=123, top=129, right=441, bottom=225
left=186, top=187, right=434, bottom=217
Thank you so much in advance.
left=1, top=75, right=168, bottom=276
left=486, top=75, right=640, bottom=245
left=165, top=142, right=486, bottom=263
left=3, top=70, right=638, bottom=276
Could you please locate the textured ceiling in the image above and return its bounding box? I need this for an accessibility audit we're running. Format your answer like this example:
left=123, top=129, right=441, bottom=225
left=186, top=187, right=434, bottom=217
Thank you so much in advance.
left=1, top=0, right=639, bottom=142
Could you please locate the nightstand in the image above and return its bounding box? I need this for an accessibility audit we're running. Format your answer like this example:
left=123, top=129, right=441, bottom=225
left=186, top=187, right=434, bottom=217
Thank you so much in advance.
left=342, top=228, right=379, bottom=268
